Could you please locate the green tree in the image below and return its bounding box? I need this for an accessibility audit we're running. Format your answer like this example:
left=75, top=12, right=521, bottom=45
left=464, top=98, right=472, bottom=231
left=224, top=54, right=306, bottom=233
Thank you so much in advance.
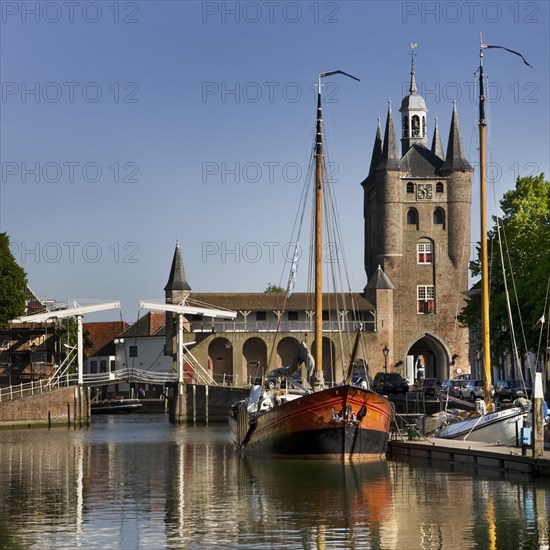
left=0, top=232, right=27, bottom=328
left=264, top=282, right=285, bottom=294
left=459, top=174, right=550, bottom=360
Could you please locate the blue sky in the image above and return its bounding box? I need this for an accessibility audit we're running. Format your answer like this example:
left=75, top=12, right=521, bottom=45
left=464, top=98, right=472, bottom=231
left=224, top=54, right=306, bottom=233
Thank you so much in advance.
left=1, top=0, right=548, bottom=322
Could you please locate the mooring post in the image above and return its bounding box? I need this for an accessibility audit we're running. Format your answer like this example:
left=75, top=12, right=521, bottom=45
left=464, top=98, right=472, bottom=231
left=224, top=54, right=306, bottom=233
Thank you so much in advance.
left=205, top=385, right=209, bottom=425
left=192, top=384, right=196, bottom=425
left=533, top=372, right=544, bottom=458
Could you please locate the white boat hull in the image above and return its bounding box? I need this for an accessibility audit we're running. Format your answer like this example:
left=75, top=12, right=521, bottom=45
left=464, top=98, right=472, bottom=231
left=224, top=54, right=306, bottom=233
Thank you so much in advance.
left=436, top=407, right=526, bottom=446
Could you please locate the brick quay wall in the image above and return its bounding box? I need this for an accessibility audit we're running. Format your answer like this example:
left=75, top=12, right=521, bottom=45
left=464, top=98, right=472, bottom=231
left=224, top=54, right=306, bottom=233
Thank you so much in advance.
left=0, top=386, right=89, bottom=429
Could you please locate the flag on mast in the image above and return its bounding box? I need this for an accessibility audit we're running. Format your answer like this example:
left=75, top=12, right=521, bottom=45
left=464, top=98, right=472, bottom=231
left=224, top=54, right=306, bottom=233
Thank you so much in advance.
left=481, top=44, right=533, bottom=67
left=286, top=244, right=300, bottom=298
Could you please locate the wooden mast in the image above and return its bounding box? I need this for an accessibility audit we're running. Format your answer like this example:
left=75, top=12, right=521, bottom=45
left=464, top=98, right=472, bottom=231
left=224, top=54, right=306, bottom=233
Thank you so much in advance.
left=479, top=34, right=493, bottom=412
left=313, top=75, right=325, bottom=391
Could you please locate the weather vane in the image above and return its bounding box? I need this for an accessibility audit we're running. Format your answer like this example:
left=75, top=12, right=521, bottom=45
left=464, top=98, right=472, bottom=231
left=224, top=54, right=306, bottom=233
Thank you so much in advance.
left=410, top=43, right=417, bottom=64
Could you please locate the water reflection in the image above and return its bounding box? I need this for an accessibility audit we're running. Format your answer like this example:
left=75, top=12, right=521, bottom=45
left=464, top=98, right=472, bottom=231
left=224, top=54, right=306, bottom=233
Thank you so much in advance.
left=0, top=415, right=548, bottom=549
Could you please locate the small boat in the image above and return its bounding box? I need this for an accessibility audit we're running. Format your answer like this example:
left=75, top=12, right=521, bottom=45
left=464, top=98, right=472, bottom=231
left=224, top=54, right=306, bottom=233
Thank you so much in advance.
left=91, top=398, right=143, bottom=415
left=228, top=71, right=392, bottom=458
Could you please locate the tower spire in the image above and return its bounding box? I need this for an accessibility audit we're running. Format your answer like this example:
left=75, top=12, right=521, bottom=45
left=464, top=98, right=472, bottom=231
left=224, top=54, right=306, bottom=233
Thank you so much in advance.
left=377, top=100, right=400, bottom=171
left=431, top=114, right=445, bottom=159
left=365, top=116, right=383, bottom=181
left=399, top=43, right=427, bottom=155
left=441, top=100, right=472, bottom=173
left=409, top=43, right=417, bottom=95
left=164, top=240, right=191, bottom=295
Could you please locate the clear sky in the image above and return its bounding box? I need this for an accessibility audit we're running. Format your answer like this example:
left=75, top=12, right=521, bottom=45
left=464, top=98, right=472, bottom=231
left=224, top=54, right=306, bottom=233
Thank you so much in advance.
left=1, top=0, right=548, bottom=322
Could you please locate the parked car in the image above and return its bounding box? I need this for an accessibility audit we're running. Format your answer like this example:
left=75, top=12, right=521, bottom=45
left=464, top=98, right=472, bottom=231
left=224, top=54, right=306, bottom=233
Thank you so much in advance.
left=448, top=379, right=468, bottom=398
left=373, top=372, right=409, bottom=395
left=416, top=378, right=439, bottom=396
left=494, top=380, right=532, bottom=402
left=265, top=368, right=302, bottom=389
left=460, top=379, right=484, bottom=400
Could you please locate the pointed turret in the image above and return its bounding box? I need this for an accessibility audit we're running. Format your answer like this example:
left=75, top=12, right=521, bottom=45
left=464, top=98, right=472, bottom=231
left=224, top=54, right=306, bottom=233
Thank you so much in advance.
left=164, top=241, right=191, bottom=294
left=431, top=115, right=445, bottom=159
left=441, top=101, right=472, bottom=173
left=377, top=101, right=400, bottom=171
left=365, top=265, right=395, bottom=291
left=364, top=116, right=383, bottom=183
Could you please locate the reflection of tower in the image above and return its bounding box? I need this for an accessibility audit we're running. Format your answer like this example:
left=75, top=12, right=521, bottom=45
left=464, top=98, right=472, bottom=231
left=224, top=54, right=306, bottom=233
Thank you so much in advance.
left=164, top=241, right=191, bottom=371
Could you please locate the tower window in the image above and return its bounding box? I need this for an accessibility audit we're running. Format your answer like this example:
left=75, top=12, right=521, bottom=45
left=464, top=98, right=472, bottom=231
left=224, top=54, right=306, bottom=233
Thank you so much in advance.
left=436, top=182, right=444, bottom=193
left=411, top=115, right=420, bottom=137
left=407, top=208, right=418, bottom=227
left=417, top=242, right=433, bottom=264
left=406, top=182, right=414, bottom=193
left=417, top=285, right=435, bottom=314
left=402, top=115, right=409, bottom=138
left=422, top=116, right=426, bottom=137
left=129, top=345, right=138, bottom=357
left=434, top=208, right=445, bottom=226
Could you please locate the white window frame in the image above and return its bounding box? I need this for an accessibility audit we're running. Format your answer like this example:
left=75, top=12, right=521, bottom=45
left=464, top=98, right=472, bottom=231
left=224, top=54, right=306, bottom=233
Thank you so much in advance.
left=417, top=285, right=435, bottom=314
left=417, top=242, right=433, bottom=264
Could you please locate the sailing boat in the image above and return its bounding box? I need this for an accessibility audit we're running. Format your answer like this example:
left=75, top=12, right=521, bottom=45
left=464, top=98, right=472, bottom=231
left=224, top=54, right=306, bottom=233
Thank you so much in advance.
left=228, top=72, right=392, bottom=458
left=422, top=38, right=530, bottom=445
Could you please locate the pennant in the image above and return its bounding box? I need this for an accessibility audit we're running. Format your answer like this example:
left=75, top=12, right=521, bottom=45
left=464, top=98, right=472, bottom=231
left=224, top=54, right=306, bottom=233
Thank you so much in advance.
left=481, top=44, right=532, bottom=67
left=286, top=244, right=300, bottom=298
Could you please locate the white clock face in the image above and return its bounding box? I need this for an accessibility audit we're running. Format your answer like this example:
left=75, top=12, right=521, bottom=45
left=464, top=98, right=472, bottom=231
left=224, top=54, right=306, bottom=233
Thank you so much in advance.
left=417, top=184, right=433, bottom=200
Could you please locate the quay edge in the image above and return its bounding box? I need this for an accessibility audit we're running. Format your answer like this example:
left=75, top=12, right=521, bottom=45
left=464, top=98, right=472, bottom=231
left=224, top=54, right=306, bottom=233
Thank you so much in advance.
left=388, top=438, right=550, bottom=479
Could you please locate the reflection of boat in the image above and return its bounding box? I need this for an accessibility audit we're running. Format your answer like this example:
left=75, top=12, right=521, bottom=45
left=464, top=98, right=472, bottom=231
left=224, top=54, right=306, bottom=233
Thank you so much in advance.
left=91, top=398, right=142, bottom=415
left=241, top=457, right=392, bottom=525
left=228, top=72, right=392, bottom=458
left=420, top=38, right=529, bottom=444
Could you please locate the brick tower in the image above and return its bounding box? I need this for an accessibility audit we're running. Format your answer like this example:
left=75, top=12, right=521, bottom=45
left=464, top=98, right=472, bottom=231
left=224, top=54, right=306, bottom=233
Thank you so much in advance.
left=361, top=56, right=472, bottom=381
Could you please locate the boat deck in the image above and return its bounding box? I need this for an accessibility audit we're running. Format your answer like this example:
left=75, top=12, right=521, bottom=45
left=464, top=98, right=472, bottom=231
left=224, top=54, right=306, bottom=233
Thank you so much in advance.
left=388, top=437, right=550, bottom=478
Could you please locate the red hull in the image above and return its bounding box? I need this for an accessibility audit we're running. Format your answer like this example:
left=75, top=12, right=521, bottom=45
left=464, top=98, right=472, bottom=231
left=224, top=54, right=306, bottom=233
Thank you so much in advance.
left=229, top=385, right=392, bottom=458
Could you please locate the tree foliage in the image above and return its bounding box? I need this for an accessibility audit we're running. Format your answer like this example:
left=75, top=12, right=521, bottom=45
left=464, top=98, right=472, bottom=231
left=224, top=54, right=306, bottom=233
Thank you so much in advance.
left=0, top=232, right=27, bottom=328
left=458, top=174, right=550, bottom=359
left=264, top=282, right=285, bottom=294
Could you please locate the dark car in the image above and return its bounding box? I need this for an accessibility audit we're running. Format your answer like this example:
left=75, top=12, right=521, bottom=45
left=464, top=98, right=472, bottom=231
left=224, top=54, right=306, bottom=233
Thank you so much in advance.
left=373, top=372, right=409, bottom=395
left=417, top=378, right=439, bottom=396
left=494, top=379, right=532, bottom=402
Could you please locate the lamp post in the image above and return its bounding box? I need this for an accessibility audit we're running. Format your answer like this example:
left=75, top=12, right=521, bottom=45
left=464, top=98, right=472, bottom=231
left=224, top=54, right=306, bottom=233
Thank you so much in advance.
left=383, top=345, right=389, bottom=374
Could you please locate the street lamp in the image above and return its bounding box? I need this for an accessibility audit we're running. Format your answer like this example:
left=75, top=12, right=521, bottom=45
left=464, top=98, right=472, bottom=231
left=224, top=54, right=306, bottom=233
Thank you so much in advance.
left=382, top=345, right=389, bottom=374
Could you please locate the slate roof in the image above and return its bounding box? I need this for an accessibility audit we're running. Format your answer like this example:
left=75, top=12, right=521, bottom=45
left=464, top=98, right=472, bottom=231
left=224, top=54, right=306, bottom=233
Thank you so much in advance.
left=364, top=266, right=394, bottom=291
left=400, top=143, right=444, bottom=177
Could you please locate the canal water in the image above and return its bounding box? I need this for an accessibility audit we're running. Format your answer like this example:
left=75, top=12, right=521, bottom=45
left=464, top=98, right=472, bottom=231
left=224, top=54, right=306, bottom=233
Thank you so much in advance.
left=0, top=415, right=548, bottom=549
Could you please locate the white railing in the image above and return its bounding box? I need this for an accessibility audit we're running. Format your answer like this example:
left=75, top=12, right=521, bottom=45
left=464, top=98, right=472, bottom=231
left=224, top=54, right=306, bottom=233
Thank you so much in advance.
left=0, top=364, right=260, bottom=403
left=189, top=320, right=370, bottom=333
